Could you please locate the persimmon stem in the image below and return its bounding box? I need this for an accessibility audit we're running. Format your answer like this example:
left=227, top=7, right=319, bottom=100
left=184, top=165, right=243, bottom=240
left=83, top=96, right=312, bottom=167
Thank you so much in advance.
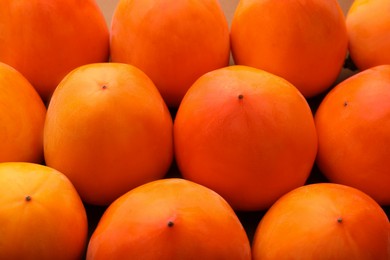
left=25, top=195, right=32, bottom=202
left=337, top=217, right=343, bottom=223
left=238, top=94, right=244, bottom=100
left=167, top=220, right=174, bottom=227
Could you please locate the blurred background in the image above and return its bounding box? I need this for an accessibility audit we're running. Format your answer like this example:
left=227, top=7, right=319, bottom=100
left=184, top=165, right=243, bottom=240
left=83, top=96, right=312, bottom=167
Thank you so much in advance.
left=96, top=0, right=355, bottom=27
left=95, top=0, right=356, bottom=83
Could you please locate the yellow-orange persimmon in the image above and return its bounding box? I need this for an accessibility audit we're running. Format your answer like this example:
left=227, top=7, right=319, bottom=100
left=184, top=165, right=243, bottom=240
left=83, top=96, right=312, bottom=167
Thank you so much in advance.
left=315, top=65, right=390, bottom=205
left=174, top=65, right=318, bottom=211
left=0, top=162, right=88, bottom=260
left=230, top=0, right=348, bottom=97
left=44, top=63, right=173, bottom=206
left=0, top=62, right=46, bottom=163
left=346, top=0, right=390, bottom=70
left=252, top=183, right=390, bottom=259
left=0, top=0, right=109, bottom=102
left=110, top=0, right=230, bottom=107
left=87, top=178, right=251, bottom=259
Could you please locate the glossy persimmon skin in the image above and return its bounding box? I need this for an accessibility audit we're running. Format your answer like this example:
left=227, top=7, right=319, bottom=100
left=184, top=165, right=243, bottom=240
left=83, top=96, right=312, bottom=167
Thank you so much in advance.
left=0, top=0, right=109, bottom=102
left=252, top=183, right=390, bottom=260
left=110, top=0, right=230, bottom=107
left=230, top=0, right=348, bottom=97
left=174, top=65, right=318, bottom=211
left=346, top=0, right=390, bottom=70
left=315, top=65, right=390, bottom=206
left=87, top=178, right=251, bottom=260
left=0, top=162, right=88, bottom=260
left=44, top=63, right=173, bottom=206
left=0, top=62, right=46, bottom=163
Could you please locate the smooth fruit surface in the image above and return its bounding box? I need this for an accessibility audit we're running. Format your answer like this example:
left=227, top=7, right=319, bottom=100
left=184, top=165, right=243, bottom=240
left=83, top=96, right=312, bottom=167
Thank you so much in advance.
left=0, top=62, right=46, bottom=163
left=0, top=162, right=88, bottom=260
left=110, top=0, right=230, bottom=107
left=0, top=0, right=109, bottom=101
left=346, top=0, right=390, bottom=70
left=87, top=178, right=251, bottom=259
left=252, top=183, right=390, bottom=260
left=230, top=0, right=348, bottom=97
left=174, top=65, right=318, bottom=211
left=315, top=65, right=390, bottom=205
left=44, top=63, right=173, bottom=205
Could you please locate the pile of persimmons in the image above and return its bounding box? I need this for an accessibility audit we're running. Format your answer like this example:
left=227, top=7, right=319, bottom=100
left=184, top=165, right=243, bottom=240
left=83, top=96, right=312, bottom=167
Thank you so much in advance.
left=0, top=0, right=389, bottom=259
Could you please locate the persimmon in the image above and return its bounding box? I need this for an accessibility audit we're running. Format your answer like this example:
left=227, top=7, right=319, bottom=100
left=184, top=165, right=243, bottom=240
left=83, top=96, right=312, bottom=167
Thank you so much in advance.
left=174, top=65, right=318, bottom=211
left=252, top=183, right=390, bottom=260
left=0, top=0, right=109, bottom=102
left=86, top=178, right=251, bottom=259
left=0, top=62, right=46, bottom=163
left=230, top=0, right=348, bottom=97
left=346, top=0, right=390, bottom=70
left=0, top=162, right=88, bottom=260
left=110, top=0, right=230, bottom=107
left=315, top=65, right=390, bottom=205
left=43, top=63, right=173, bottom=206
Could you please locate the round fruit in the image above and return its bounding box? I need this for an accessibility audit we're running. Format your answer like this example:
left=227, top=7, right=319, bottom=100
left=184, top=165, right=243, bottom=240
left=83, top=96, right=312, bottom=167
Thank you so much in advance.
left=0, top=162, right=88, bottom=260
left=230, top=0, right=348, bottom=97
left=43, top=63, right=173, bottom=205
left=110, top=0, right=230, bottom=107
left=0, top=62, right=46, bottom=163
left=87, top=178, right=251, bottom=259
left=252, top=183, right=390, bottom=260
left=174, top=65, right=318, bottom=211
left=315, top=65, right=390, bottom=205
left=0, top=0, right=109, bottom=102
left=346, top=0, right=390, bottom=70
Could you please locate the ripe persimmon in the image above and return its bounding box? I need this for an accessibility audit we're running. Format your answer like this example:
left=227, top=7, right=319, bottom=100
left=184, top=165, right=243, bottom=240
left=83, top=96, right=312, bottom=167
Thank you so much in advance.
left=43, top=63, right=173, bottom=206
left=346, top=0, right=390, bottom=70
left=252, top=183, right=390, bottom=259
left=0, top=62, right=46, bottom=163
left=174, top=65, right=318, bottom=211
left=110, top=0, right=230, bottom=107
left=315, top=65, right=390, bottom=205
left=0, top=0, right=109, bottom=102
left=230, top=0, right=348, bottom=97
left=87, top=178, right=251, bottom=259
left=0, top=162, right=88, bottom=260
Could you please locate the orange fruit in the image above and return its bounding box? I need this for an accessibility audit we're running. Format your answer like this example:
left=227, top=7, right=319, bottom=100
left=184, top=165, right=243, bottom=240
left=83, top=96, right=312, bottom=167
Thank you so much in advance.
left=315, top=65, right=390, bottom=205
left=86, top=178, right=251, bottom=259
left=230, top=0, right=348, bottom=97
left=252, top=183, right=390, bottom=260
left=173, top=65, right=318, bottom=211
left=346, top=0, right=390, bottom=70
left=110, top=0, right=230, bottom=107
left=0, top=162, right=88, bottom=260
left=0, top=62, right=46, bottom=163
left=43, top=63, right=173, bottom=206
left=0, top=0, right=109, bottom=102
